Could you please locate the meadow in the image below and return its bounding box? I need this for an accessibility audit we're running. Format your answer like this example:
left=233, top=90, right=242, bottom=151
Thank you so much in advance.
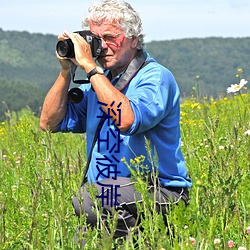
left=0, top=89, right=249, bottom=249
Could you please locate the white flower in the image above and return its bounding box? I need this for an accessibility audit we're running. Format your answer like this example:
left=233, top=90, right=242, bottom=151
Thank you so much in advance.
left=238, top=247, right=246, bottom=250
left=214, top=238, right=221, bottom=244
left=189, top=237, right=196, bottom=245
left=214, top=239, right=221, bottom=245
left=244, top=130, right=250, bottom=136
left=20, top=207, right=25, bottom=214
left=227, top=79, right=248, bottom=93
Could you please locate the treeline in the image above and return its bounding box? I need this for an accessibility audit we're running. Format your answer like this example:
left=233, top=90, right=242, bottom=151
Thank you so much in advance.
left=0, top=28, right=250, bottom=121
left=145, top=37, right=250, bottom=97
left=0, top=80, right=46, bottom=119
left=0, top=29, right=60, bottom=120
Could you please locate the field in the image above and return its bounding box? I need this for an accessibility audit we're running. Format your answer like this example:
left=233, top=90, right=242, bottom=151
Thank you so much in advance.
left=0, top=90, right=249, bottom=249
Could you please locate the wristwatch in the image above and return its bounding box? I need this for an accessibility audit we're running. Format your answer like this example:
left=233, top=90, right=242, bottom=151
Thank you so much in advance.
left=87, top=66, right=104, bottom=80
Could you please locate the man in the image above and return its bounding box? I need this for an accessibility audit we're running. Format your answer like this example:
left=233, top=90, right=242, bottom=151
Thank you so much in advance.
left=40, top=0, right=192, bottom=244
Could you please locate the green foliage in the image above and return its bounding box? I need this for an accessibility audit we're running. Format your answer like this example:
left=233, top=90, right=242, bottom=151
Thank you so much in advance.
left=1, top=29, right=250, bottom=120
left=145, top=37, right=250, bottom=98
left=0, top=93, right=249, bottom=249
left=0, top=109, right=85, bottom=249
left=0, top=28, right=60, bottom=89
left=0, top=79, right=46, bottom=121
left=0, top=29, right=61, bottom=121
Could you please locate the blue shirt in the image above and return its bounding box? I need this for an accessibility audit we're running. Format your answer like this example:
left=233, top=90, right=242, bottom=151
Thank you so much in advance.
left=58, top=52, right=192, bottom=188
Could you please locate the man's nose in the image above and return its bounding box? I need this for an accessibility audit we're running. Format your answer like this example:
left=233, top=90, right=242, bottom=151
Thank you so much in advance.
left=101, top=38, right=108, bottom=49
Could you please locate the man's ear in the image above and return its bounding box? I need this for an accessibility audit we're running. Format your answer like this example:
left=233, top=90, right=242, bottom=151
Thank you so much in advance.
left=131, top=36, right=139, bottom=48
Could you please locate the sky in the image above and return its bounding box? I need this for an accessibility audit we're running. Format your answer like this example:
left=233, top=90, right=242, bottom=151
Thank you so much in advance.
left=1, top=0, right=250, bottom=42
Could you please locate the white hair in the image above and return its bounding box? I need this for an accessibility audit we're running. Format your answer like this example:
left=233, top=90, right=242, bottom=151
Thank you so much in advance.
left=82, top=0, right=145, bottom=49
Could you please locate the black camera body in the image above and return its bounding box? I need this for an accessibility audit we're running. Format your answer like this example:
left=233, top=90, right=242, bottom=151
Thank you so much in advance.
left=56, top=30, right=102, bottom=58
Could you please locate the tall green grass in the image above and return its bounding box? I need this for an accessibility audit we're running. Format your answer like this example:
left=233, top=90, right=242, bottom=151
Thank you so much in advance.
left=0, top=93, right=249, bottom=249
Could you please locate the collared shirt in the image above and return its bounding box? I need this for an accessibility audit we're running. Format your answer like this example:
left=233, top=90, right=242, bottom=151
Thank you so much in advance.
left=57, top=52, right=192, bottom=188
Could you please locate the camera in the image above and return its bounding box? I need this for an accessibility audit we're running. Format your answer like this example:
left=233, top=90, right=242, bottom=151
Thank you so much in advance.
left=56, top=30, right=102, bottom=58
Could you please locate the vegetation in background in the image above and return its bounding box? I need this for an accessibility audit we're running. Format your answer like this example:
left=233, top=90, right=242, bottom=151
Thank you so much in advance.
left=0, top=28, right=250, bottom=120
left=0, top=84, right=249, bottom=249
left=145, top=37, right=250, bottom=98
left=0, top=28, right=249, bottom=249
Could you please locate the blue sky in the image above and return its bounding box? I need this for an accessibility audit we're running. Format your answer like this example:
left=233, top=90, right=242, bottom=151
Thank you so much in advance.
left=1, top=0, right=250, bottom=42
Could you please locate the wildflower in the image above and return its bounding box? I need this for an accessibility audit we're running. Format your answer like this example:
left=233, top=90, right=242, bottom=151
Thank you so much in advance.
left=246, top=226, right=250, bottom=235
left=237, top=67, right=243, bottom=73
left=12, top=185, right=18, bottom=192
left=218, top=145, right=224, bottom=150
left=244, top=130, right=250, bottom=136
left=227, top=79, right=248, bottom=93
left=238, top=247, right=246, bottom=250
left=228, top=240, right=235, bottom=248
left=42, top=213, right=48, bottom=221
left=196, top=180, right=202, bottom=185
left=130, top=159, right=135, bottom=165
left=135, top=157, right=141, bottom=164
left=191, top=103, right=201, bottom=109
left=189, top=237, right=196, bottom=246
left=214, top=238, right=221, bottom=244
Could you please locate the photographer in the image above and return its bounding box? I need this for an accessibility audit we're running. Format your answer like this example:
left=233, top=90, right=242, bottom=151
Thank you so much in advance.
left=40, top=0, right=192, bottom=245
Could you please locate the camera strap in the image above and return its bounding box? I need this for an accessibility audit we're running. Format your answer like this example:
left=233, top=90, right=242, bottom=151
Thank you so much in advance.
left=113, top=49, right=148, bottom=91
left=71, top=49, right=148, bottom=86
left=81, top=50, right=150, bottom=185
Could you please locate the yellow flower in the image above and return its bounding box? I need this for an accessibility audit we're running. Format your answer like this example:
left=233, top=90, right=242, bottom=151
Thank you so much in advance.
left=130, top=159, right=135, bottom=165
left=237, top=67, right=243, bottom=73
left=191, top=103, right=201, bottom=109
left=135, top=157, right=141, bottom=164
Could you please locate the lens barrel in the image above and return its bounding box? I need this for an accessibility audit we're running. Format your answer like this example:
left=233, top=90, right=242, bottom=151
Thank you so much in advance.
left=68, top=88, right=84, bottom=103
left=56, top=39, right=75, bottom=58
left=56, top=31, right=102, bottom=58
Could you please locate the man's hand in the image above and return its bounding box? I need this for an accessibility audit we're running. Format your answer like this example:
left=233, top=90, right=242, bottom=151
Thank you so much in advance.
left=62, top=31, right=96, bottom=73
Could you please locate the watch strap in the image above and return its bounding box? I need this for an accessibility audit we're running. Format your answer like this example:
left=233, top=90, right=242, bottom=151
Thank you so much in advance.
left=87, top=67, right=103, bottom=80
left=87, top=68, right=97, bottom=79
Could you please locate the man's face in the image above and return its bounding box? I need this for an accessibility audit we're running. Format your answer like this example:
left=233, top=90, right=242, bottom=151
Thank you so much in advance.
left=89, top=20, right=138, bottom=73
